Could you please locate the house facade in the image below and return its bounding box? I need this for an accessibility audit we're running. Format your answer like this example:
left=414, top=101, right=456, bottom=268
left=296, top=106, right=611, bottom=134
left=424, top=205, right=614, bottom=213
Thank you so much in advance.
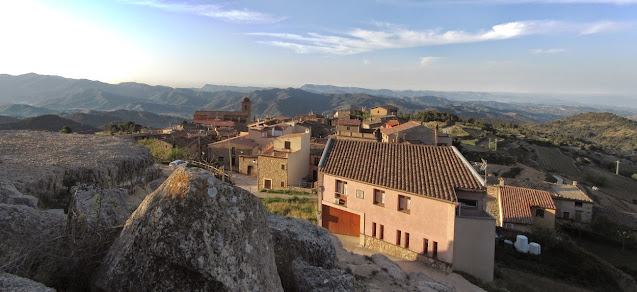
left=318, top=139, right=495, bottom=282
left=194, top=97, right=252, bottom=125
left=207, top=135, right=259, bottom=170
left=258, top=131, right=311, bottom=190
left=370, top=105, right=398, bottom=117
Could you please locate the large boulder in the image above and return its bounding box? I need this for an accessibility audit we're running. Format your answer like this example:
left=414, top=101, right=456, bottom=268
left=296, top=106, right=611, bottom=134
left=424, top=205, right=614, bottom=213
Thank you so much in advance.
left=0, top=272, right=56, bottom=292
left=0, top=182, right=38, bottom=207
left=267, top=214, right=337, bottom=291
left=92, top=168, right=283, bottom=292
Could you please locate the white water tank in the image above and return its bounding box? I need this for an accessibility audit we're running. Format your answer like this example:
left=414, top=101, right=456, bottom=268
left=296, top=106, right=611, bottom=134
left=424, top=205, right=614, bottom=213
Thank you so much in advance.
left=529, top=242, right=541, bottom=255
left=514, top=235, right=529, bottom=253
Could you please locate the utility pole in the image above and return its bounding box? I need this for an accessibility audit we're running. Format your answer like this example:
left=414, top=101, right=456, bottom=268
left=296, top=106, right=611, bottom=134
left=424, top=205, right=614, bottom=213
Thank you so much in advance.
left=489, top=138, right=492, bottom=150
left=616, top=160, right=621, bottom=175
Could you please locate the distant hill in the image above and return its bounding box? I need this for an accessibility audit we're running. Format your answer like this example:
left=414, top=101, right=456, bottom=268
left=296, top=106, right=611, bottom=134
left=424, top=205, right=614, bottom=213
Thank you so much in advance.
left=0, top=115, right=18, bottom=124
left=0, top=114, right=99, bottom=132
left=199, top=84, right=266, bottom=93
left=0, top=104, right=54, bottom=118
left=1, top=73, right=636, bottom=123
left=62, top=109, right=186, bottom=129
left=531, top=112, right=637, bottom=152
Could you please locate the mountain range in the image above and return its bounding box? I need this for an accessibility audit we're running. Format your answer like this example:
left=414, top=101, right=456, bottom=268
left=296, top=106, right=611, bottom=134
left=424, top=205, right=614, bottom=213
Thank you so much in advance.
left=1, top=73, right=636, bottom=124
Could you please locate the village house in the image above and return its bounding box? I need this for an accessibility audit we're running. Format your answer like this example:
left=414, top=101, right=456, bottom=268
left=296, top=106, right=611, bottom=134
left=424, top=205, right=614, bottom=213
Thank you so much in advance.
left=294, top=112, right=326, bottom=124
left=361, top=117, right=385, bottom=129
left=309, top=139, right=328, bottom=182
left=489, top=178, right=594, bottom=224
left=335, top=119, right=378, bottom=141
left=370, top=105, right=398, bottom=117
left=497, top=185, right=556, bottom=233
left=258, top=131, right=311, bottom=190
left=207, top=135, right=259, bottom=171
left=317, top=139, right=495, bottom=282
left=379, top=121, right=452, bottom=146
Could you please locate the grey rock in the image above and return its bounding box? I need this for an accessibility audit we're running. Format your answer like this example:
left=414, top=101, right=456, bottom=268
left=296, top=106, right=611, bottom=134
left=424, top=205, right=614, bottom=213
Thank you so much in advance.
left=0, top=272, right=56, bottom=292
left=68, top=185, right=130, bottom=230
left=0, top=204, right=65, bottom=266
left=0, top=131, right=161, bottom=209
left=371, top=254, right=407, bottom=283
left=0, top=182, right=38, bottom=207
left=291, top=259, right=366, bottom=292
left=267, top=214, right=337, bottom=291
left=408, top=272, right=455, bottom=292
left=92, top=168, right=283, bottom=292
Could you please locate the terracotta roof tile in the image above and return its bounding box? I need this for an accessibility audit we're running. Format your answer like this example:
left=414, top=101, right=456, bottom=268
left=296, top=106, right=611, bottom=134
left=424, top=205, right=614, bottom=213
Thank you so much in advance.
left=320, top=139, right=484, bottom=202
left=380, top=121, right=421, bottom=136
left=500, top=186, right=556, bottom=225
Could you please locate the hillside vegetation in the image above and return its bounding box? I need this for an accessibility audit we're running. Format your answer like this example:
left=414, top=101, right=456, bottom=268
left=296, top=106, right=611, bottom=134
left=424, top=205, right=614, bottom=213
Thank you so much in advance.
left=529, top=112, right=637, bottom=152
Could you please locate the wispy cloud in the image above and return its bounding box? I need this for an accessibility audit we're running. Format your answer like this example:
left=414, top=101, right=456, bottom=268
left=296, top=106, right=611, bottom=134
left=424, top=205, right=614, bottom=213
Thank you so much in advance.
left=419, top=57, right=441, bottom=66
left=250, top=20, right=629, bottom=55
left=124, top=0, right=283, bottom=23
left=531, top=48, right=566, bottom=54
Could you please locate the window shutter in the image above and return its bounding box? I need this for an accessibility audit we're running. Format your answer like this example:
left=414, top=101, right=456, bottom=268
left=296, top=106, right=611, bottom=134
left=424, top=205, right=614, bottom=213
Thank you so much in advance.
left=382, top=192, right=385, bottom=204
left=343, top=183, right=348, bottom=196
left=407, top=197, right=411, bottom=210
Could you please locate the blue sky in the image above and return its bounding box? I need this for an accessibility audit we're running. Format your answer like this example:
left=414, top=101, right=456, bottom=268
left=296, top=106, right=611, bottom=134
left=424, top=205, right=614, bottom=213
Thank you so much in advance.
left=1, top=0, right=636, bottom=96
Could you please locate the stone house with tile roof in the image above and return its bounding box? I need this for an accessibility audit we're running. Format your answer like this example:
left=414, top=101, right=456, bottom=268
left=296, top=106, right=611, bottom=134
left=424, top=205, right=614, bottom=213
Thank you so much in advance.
left=318, top=139, right=495, bottom=282
left=497, top=185, right=556, bottom=233
left=489, top=178, right=593, bottom=224
left=258, top=131, right=311, bottom=190
left=370, top=105, right=398, bottom=117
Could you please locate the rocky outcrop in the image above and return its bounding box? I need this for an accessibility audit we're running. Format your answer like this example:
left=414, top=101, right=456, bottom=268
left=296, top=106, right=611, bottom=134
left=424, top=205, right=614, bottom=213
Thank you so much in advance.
left=0, top=272, right=56, bottom=292
left=0, top=182, right=38, bottom=207
left=68, top=185, right=131, bottom=230
left=268, top=214, right=337, bottom=291
left=291, top=259, right=366, bottom=292
left=0, top=131, right=160, bottom=209
left=92, top=168, right=283, bottom=292
left=0, top=204, right=65, bottom=264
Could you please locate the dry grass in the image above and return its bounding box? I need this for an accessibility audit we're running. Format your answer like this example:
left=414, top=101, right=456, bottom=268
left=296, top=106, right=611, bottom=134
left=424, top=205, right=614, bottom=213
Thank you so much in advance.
left=261, top=197, right=317, bottom=224
left=534, top=146, right=582, bottom=179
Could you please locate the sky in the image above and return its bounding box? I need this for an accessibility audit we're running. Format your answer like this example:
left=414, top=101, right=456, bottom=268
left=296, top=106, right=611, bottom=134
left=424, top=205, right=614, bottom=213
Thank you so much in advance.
left=0, top=0, right=636, bottom=96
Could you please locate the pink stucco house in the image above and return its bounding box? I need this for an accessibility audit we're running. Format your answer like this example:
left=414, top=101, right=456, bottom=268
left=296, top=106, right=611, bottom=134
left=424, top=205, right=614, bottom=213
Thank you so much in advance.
left=317, top=138, right=495, bottom=281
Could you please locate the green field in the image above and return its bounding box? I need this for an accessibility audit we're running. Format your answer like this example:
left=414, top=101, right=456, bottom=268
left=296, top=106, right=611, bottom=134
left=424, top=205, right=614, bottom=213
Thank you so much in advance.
left=534, top=146, right=582, bottom=179
left=261, top=197, right=317, bottom=224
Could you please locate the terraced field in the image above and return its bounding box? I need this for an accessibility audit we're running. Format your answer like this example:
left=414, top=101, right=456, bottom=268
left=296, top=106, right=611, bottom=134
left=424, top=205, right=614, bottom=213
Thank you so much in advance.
left=534, top=146, right=582, bottom=179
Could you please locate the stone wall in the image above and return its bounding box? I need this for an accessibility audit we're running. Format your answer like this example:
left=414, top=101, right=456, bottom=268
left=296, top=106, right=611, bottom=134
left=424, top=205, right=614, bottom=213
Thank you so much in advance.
left=364, top=236, right=452, bottom=272
left=257, top=155, right=288, bottom=190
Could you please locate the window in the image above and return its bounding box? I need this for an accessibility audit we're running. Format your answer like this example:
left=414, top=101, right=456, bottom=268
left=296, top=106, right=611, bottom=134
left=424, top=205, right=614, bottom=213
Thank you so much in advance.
left=218, top=156, right=224, bottom=162
left=372, top=222, right=377, bottom=237
left=284, top=141, right=291, bottom=149
left=231, top=147, right=236, bottom=155
left=536, top=209, right=545, bottom=218
left=373, top=189, right=385, bottom=206
left=458, top=198, right=478, bottom=208
left=563, top=212, right=570, bottom=219
left=281, top=181, right=285, bottom=187
left=398, top=195, right=411, bottom=213
left=396, top=230, right=402, bottom=246
left=575, top=202, right=583, bottom=207
left=281, top=164, right=286, bottom=170
left=423, top=238, right=429, bottom=255
left=405, top=233, right=410, bottom=249
left=336, top=180, right=347, bottom=195
left=433, top=241, right=438, bottom=258
left=379, top=225, right=384, bottom=240
left=314, top=157, right=320, bottom=165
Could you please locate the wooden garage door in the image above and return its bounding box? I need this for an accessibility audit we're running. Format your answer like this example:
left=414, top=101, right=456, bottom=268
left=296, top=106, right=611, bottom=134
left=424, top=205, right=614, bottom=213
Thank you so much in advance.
left=322, top=205, right=360, bottom=237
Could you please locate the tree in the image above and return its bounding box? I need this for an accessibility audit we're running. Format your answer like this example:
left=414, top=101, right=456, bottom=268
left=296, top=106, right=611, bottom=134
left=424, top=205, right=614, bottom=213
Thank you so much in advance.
left=59, top=126, right=72, bottom=134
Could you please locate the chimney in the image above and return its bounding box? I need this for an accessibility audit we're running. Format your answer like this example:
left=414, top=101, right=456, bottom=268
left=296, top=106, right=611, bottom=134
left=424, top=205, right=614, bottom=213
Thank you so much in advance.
left=434, top=124, right=439, bottom=146
left=572, top=181, right=577, bottom=186
left=499, top=177, right=505, bottom=186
